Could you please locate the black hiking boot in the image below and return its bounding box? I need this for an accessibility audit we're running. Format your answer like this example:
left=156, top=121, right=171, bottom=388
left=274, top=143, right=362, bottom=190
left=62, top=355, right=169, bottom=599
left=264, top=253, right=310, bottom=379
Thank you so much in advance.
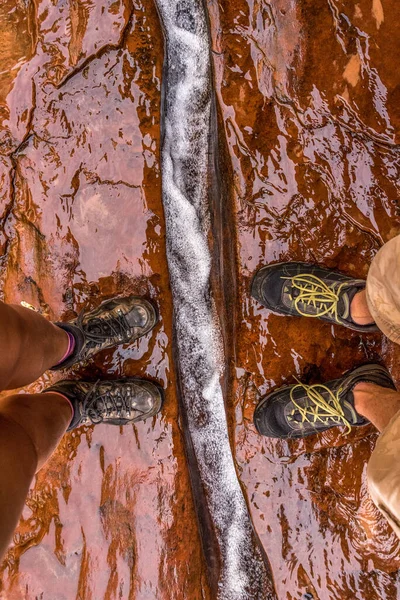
left=46, top=378, right=164, bottom=430
left=52, top=296, right=158, bottom=370
left=251, top=262, right=378, bottom=333
left=254, top=364, right=395, bottom=439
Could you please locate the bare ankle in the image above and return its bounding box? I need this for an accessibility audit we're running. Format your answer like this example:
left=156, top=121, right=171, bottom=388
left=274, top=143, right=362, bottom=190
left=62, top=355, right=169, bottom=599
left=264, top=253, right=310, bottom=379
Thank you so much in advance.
left=350, top=289, right=375, bottom=326
left=353, top=382, right=381, bottom=415
left=353, top=381, right=400, bottom=432
left=353, top=381, right=381, bottom=395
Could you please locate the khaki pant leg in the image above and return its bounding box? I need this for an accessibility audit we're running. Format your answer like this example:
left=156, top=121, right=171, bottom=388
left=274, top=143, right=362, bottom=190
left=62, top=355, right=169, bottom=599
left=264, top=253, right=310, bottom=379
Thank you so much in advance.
left=366, top=234, right=400, bottom=344
left=366, top=235, right=400, bottom=536
left=368, top=409, right=400, bottom=538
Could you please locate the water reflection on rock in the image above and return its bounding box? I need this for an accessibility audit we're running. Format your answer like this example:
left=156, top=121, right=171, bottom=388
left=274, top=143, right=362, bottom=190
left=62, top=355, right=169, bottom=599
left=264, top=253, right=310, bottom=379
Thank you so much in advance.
left=209, top=0, right=400, bottom=598
left=0, top=0, right=399, bottom=598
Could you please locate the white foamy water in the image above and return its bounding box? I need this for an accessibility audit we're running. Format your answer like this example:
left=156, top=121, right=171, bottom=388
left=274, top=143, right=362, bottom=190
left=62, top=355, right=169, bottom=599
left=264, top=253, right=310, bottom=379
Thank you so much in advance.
left=154, top=1, right=276, bottom=598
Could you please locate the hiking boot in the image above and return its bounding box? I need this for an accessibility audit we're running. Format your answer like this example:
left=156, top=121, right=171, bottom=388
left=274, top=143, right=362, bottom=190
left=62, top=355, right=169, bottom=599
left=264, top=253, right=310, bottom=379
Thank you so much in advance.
left=253, top=364, right=395, bottom=439
left=251, top=261, right=378, bottom=333
left=52, top=296, right=158, bottom=370
left=46, top=378, right=164, bottom=430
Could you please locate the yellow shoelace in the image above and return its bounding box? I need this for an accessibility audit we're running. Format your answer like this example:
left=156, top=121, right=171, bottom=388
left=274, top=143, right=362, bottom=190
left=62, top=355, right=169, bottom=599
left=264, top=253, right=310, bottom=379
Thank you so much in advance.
left=282, top=274, right=347, bottom=323
left=289, top=380, right=352, bottom=434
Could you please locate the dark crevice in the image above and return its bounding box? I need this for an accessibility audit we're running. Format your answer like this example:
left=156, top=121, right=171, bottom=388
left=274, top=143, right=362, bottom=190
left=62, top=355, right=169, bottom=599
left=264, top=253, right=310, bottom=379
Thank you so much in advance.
left=82, top=169, right=141, bottom=190
left=207, top=10, right=278, bottom=599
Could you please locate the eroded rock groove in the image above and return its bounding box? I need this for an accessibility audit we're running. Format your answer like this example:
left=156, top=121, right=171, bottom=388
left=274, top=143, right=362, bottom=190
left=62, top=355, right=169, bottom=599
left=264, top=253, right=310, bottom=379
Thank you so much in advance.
left=154, top=1, right=277, bottom=598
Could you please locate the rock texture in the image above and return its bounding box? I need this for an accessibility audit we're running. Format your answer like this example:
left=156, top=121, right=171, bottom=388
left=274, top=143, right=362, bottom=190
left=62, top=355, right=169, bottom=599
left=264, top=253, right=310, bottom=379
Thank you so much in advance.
left=0, top=0, right=399, bottom=599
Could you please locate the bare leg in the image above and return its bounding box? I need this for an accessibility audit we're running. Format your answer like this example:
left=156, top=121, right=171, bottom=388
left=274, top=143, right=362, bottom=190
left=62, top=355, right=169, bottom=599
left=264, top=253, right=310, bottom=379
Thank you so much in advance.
left=0, top=301, right=69, bottom=390
left=0, top=392, right=72, bottom=559
left=0, top=301, right=73, bottom=558
left=350, top=289, right=375, bottom=326
left=353, top=382, right=400, bottom=432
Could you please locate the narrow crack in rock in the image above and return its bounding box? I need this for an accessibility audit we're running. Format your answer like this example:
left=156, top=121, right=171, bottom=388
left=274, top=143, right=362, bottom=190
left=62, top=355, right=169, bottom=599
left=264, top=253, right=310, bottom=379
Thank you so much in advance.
left=153, top=1, right=277, bottom=598
left=57, top=2, right=135, bottom=90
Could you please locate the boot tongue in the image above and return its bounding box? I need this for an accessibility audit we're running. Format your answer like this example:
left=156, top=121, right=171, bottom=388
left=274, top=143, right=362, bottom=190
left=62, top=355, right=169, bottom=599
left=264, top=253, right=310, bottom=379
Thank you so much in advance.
left=337, top=292, right=348, bottom=320
left=342, top=389, right=367, bottom=425
left=337, top=285, right=359, bottom=321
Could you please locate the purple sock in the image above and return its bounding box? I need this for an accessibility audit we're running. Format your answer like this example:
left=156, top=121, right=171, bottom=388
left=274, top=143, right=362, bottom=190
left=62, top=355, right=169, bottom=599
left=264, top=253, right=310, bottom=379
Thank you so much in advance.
left=54, top=331, right=76, bottom=366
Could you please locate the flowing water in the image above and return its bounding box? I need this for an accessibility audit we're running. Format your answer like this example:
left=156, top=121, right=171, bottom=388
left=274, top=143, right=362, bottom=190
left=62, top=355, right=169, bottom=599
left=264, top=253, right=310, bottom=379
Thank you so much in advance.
left=0, top=1, right=400, bottom=599
left=154, top=1, right=274, bottom=597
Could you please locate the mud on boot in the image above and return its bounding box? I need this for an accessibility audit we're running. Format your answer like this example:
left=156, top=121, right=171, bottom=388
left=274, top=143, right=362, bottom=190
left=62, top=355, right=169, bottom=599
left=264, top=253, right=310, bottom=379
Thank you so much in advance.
left=46, top=378, right=164, bottom=430
left=52, top=296, right=158, bottom=370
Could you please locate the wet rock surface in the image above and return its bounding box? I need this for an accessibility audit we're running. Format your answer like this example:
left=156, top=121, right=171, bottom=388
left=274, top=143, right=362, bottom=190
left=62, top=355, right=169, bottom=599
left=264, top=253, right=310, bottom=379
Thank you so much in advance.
left=0, top=1, right=399, bottom=599
left=209, top=0, right=400, bottom=598
left=0, top=1, right=210, bottom=599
